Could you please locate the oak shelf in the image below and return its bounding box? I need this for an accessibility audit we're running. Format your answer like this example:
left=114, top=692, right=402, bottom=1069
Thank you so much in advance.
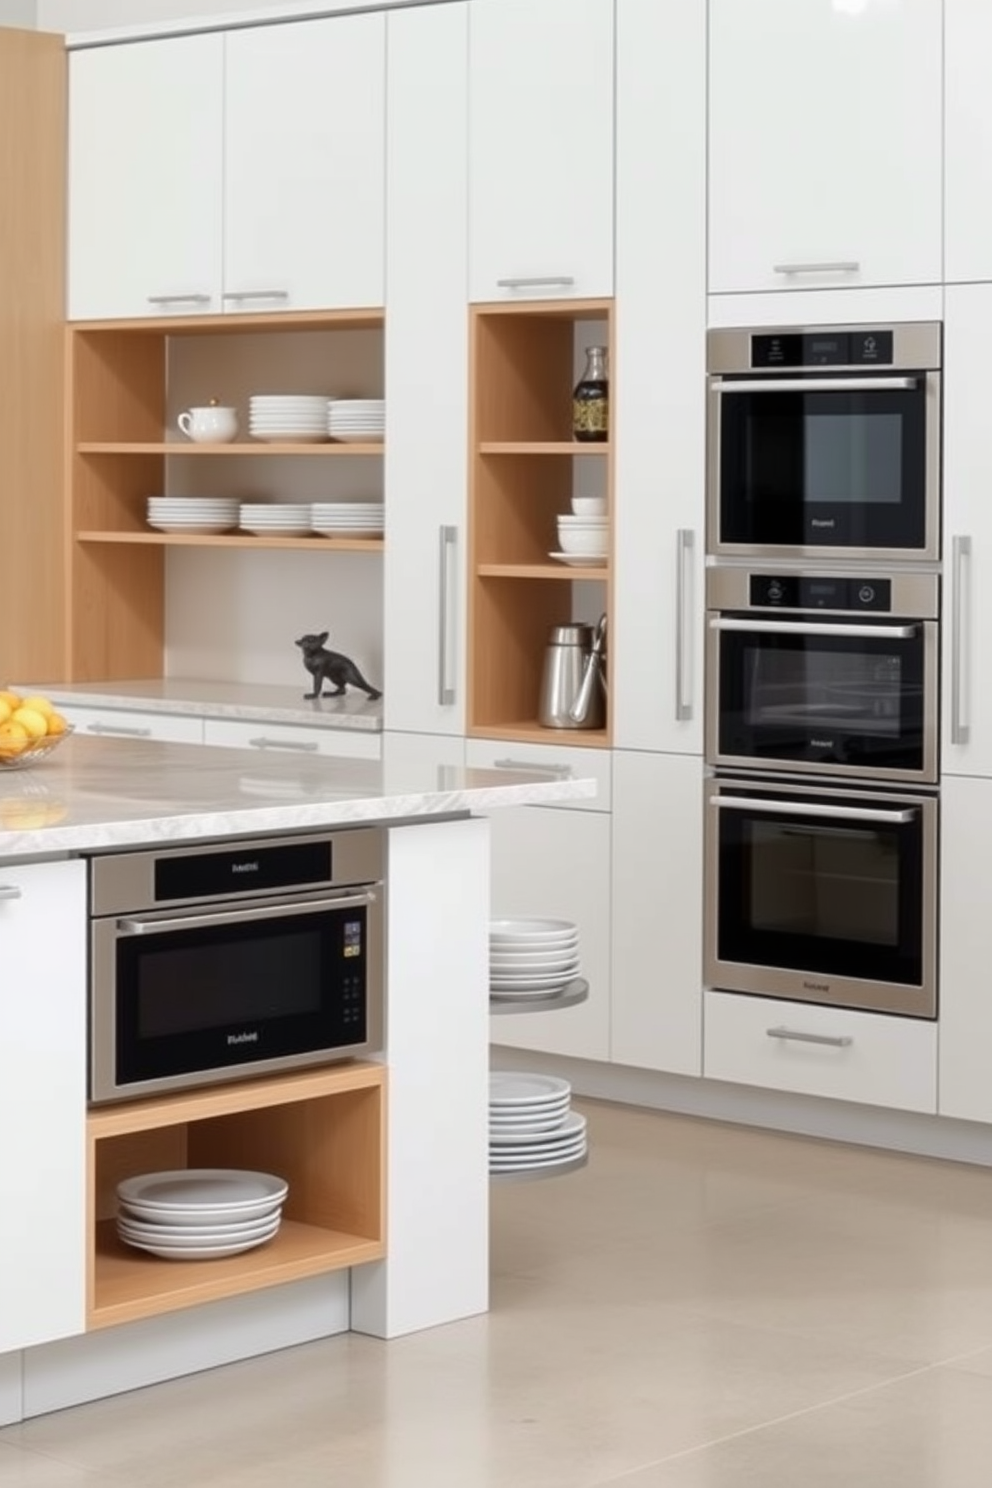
left=478, top=441, right=609, bottom=456
left=467, top=721, right=609, bottom=749
left=78, top=442, right=384, bottom=457
left=77, top=532, right=384, bottom=553
left=477, top=562, right=608, bottom=580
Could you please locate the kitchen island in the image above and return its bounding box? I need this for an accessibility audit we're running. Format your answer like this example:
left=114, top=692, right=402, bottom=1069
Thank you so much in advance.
left=0, top=734, right=594, bottom=1424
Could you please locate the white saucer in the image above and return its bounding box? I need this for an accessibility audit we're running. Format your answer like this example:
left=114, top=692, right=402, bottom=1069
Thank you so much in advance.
left=548, top=551, right=608, bottom=567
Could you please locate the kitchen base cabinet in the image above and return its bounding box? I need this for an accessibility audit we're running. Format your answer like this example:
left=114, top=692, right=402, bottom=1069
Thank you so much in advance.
left=939, top=776, right=992, bottom=1123
left=0, top=860, right=86, bottom=1353
left=59, top=705, right=205, bottom=745
left=202, top=717, right=380, bottom=761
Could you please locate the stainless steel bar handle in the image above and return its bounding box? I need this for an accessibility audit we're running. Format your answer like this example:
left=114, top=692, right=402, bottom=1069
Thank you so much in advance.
left=951, top=535, right=972, bottom=746
left=0, top=885, right=23, bottom=902
left=437, top=525, right=457, bottom=707
left=773, top=260, right=861, bottom=275
left=146, top=293, right=211, bottom=305
left=493, top=757, right=573, bottom=777
left=709, top=618, right=918, bottom=640
left=495, top=276, right=576, bottom=289
left=675, top=528, right=695, bottom=722
left=117, top=890, right=376, bottom=936
left=710, top=796, right=915, bottom=825
left=767, top=1025, right=853, bottom=1049
left=222, top=290, right=290, bottom=301
left=714, top=377, right=917, bottom=394
left=248, top=736, right=319, bottom=752
left=85, top=721, right=152, bottom=738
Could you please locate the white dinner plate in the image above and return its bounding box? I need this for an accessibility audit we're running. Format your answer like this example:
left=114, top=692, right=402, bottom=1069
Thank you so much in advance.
left=490, top=1139, right=587, bottom=1167
left=118, top=1231, right=281, bottom=1261
left=490, top=918, right=577, bottom=941
left=489, top=949, right=579, bottom=967
left=488, top=1072, right=571, bottom=1106
left=117, top=1169, right=288, bottom=1221
left=489, top=1113, right=586, bottom=1147
left=147, top=521, right=236, bottom=534
left=251, top=433, right=329, bottom=443
left=490, top=976, right=579, bottom=995
left=548, top=551, right=608, bottom=566
left=118, top=1213, right=281, bottom=1245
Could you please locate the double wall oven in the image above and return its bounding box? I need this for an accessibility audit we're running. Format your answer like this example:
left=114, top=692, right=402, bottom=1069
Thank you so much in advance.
left=703, top=322, right=942, bottom=1022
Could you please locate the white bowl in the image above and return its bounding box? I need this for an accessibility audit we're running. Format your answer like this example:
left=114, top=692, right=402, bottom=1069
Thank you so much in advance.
left=558, top=528, right=610, bottom=556
left=571, top=496, right=607, bottom=517
left=557, top=514, right=609, bottom=527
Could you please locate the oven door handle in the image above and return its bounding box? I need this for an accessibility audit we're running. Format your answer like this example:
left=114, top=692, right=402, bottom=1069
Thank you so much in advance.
left=116, top=890, right=376, bottom=935
left=709, top=618, right=918, bottom=640
left=712, top=376, right=918, bottom=394
left=709, top=796, right=916, bottom=825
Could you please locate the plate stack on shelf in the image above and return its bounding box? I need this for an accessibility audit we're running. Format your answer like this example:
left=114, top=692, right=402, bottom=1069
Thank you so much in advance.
left=489, top=1072, right=588, bottom=1179
left=238, top=503, right=313, bottom=537
left=327, top=399, right=385, bottom=444
left=116, top=1168, right=288, bottom=1261
left=550, top=513, right=609, bottom=567
left=249, top=395, right=330, bottom=444
left=146, top=497, right=239, bottom=535
left=489, top=917, right=581, bottom=1002
left=311, top=502, right=385, bottom=538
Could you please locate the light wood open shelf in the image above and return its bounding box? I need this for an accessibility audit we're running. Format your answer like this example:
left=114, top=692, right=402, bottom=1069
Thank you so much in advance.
left=477, top=562, right=608, bottom=580
left=72, top=308, right=385, bottom=336
left=468, top=720, right=609, bottom=748
left=478, top=441, right=609, bottom=456
left=78, top=442, right=384, bottom=456
left=77, top=532, right=384, bottom=553
left=87, top=1062, right=386, bottom=1330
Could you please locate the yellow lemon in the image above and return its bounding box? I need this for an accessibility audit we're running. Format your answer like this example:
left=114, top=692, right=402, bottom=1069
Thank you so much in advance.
left=20, top=694, right=54, bottom=719
left=0, top=690, right=22, bottom=714
left=0, top=720, right=29, bottom=756
left=45, top=711, right=68, bottom=736
left=11, top=707, right=48, bottom=740
left=0, top=700, right=10, bottom=727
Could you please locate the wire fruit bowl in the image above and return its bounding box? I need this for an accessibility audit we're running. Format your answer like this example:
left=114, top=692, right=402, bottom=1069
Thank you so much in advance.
left=0, top=724, right=74, bottom=770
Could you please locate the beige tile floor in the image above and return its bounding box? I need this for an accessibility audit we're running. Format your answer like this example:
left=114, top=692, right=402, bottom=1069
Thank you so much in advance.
left=6, top=1097, right=992, bottom=1486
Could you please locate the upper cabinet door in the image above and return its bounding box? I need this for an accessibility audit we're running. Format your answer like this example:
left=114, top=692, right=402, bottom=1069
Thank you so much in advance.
left=224, top=15, right=386, bottom=312
left=708, top=0, right=942, bottom=295
left=68, top=35, right=224, bottom=321
left=945, top=0, right=992, bottom=283
left=468, top=0, right=614, bottom=302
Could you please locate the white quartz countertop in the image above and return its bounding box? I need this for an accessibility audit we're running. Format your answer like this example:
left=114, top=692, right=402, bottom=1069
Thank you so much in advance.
left=18, top=679, right=383, bottom=733
left=0, top=735, right=595, bottom=858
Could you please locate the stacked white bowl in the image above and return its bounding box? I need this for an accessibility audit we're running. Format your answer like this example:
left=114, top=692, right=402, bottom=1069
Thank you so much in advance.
left=554, top=494, right=608, bottom=562
left=116, top=1168, right=288, bottom=1261
left=249, top=395, right=329, bottom=443
left=239, top=502, right=313, bottom=536
left=489, top=917, right=581, bottom=999
left=489, top=1071, right=588, bottom=1178
left=311, top=502, right=385, bottom=536
left=146, top=496, right=239, bottom=534
left=328, top=399, right=385, bottom=443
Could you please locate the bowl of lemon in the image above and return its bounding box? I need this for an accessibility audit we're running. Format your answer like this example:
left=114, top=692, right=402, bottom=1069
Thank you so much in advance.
left=0, top=690, right=73, bottom=769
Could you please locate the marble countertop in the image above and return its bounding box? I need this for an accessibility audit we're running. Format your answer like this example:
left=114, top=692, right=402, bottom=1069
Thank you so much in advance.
left=17, top=679, right=383, bottom=733
left=0, top=735, right=595, bottom=858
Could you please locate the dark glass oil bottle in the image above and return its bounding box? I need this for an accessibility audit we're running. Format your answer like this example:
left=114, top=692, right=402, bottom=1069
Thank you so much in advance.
left=572, top=345, right=609, bottom=443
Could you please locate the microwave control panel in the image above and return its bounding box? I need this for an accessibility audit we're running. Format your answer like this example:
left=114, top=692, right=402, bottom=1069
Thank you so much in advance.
left=751, top=330, right=895, bottom=367
left=749, top=574, right=893, bottom=612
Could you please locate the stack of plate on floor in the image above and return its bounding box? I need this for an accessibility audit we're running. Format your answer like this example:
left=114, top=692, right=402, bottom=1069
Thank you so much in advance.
left=489, top=1072, right=588, bottom=1177
left=311, top=502, right=385, bottom=537
left=146, top=497, right=239, bottom=534
left=249, top=395, right=329, bottom=443
left=239, top=502, right=313, bottom=536
left=327, top=399, right=385, bottom=443
left=116, top=1168, right=288, bottom=1261
left=489, top=917, right=580, bottom=999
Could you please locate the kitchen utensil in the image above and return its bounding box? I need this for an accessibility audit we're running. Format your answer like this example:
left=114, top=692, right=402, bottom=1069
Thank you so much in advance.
left=537, top=623, right=596, bottom=729
left=568, top=614, right=607, bottom=727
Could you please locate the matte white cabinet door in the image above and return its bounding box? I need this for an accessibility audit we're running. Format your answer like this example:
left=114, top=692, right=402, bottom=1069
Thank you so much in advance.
left=467, top=0, right=614, bottom=302
left=0, top=860, right=86, bottom=1351
left=939, top=776, right=992, bottom=1122
left=224, top=15, right=385, bottom=312
left=383, top=2, right=467, bottom=734
left=613, top=0, right=705, bottom=754
left=942, top=287, right=992, bottom=779
left=485, top=806, right=611, bottom=1062
left=68, top=35, right=223, bottom=320
left=708, top=0, right=942, bottom=295
left=945, top=1, right=992, bottom=283
left=58, top=705, right=204, bottom=744
left=611, top=750, right=703, bottom=1076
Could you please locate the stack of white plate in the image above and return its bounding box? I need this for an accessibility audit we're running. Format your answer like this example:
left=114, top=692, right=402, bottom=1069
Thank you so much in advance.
left=328, top=399, right=385, bottom=444
left=146, top=497, right=239, bottom=534
left=551, top=513, right=609, bottom=566
left=311, top=502, right=385, bottom=537
left=489, top=917, right=580, bottom=999
left=489, top=1072, right=588, bottom=1177
left=249, top=395, right=329, bottom=443
left=239, top=502, right=313, bottom=536
left=116, top=1168, right=288, bottom=1261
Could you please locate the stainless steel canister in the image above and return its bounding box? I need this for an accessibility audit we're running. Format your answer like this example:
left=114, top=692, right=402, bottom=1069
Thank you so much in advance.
left=538, top=623, right=599, bottom=729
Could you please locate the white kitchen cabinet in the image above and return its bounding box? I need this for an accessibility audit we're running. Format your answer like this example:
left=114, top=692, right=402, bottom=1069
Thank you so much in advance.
left=613, top=0, right=705, bottom=754
left=486, top=805, right=611, bottom=1062
left=467, top=0, right=614, bottom=303
left=223, top=14, right=385, bottom=313
left=942, top=287, right=992, bottom=779
left=68, top=34, right=224, bottom=320
left=383, top=2, right=468, bottom=736
left=202, top=717, right=381, bottom=761
left=708, top=0, right=942, bottom=295
left=465, top=738, right=611, bottom=814
left=0, top=860, right=86, bottom=1351
left=60, top=705, right=205, bottom=745
left=945, top=1, right=992, bottom=283
left=938, top=776, right=992, bottom=1122
left=611, top=750, right=703, bottom=1077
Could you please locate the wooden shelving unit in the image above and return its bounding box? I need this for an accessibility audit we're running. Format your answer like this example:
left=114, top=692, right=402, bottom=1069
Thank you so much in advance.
left=78, top=442, right=384, bottom=456
left=87, top=1061, right=386, bottom=1331
left=467, top=299, right=614, bottom=743
left=77, top=533, right=384, bottom=553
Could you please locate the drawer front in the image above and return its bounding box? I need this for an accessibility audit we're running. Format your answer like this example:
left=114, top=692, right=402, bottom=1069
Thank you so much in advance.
left=464, top=739, right=610, bottom=813
left=703, top=991, right=936, bottom=1114
left=61, top=706, right=204, bottom=745
left=202, top=718, right=382, bottom=761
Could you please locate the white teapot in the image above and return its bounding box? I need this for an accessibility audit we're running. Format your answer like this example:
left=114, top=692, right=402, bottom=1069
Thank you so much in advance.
left=177, top=404, right=238, bottom=444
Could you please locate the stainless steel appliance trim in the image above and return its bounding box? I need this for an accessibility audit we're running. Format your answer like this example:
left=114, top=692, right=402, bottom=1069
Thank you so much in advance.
left=714, top=376, right=918, bottom=394
left=676, top=528, right=695, bottom=721
left=0, top=885, right=23, bottom=901
left=772, top=260, right=860, bottom=275
left=146, top=293, right=211, bottom=305
left=221, top=289, right=290, bottom=301
left=85, top=721, right=152, bottom=738
left=495, top=275, right=575, bottom=289
left=437, top=524, right=457, bottom=706
left=708, top=618, right=918, bottom=640
left=766, top=1025, right=853, bottom=1048
left=247, top=736, right=319, bottom=752
left=705, top=566, right=940, bottom=618
left=117, top=888, right=375, bottom=935
left=708, top=795, right=916, bottom=825
left=951, top=534, right=972, bottom=746
left=707, top=323, right=943, bottom=376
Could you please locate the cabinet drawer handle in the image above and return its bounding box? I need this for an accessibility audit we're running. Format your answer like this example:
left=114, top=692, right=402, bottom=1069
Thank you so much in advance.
left=495, top=276, right=575, bottom=289
left=247, top=736, right=319, bottom=752
left=772, top=260, right=860, bottom=276
left=767, top=1025, right=853, bottom=1049
left=951, top=535, right=972, bottom=746
left=222, top=289, right=290, bottom=302
left=146, top=293, right=211, bottom=305
left=675, top=528, right=694, bottom=722
left=0, top=885, right=23, bottom=902
left=438, top=524, right=457, bottom=706
left=492, top=757, right=573, bottom=777
left=86, top=721, right=152, bottom=738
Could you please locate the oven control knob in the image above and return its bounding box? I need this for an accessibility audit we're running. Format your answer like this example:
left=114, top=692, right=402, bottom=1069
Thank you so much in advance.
left=858, top=585, right=875, bottom=605
left=767, top=581, right=784, bottom=603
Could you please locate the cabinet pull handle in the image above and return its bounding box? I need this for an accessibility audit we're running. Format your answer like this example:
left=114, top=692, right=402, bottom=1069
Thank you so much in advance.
left=0, top=885, right=23, bottom=902
left=710, top=618, right=918, bottom=640
left=248, top=736, right=319, bottom=752
left=767, top=1025, right=853, bottom=1049
left=951, top=535, right=972, bottom=746
left=222, top=290, right=290, bottom=302
left=715, top=377, right=917, bottom=395
left=495, top=276, right=576, bottom=289
left=146, top=293, right=211, bottom=305
left=437, top=524, right=457, bottom=706
left=86, top=721, right=152, bottom=738
left=492, top=757, right=573, bottom=778
left=675, top=528, right=694, bottom=722
left=772, top=260, right=861, bottom=275
left=710, top=795, right=915, bottom=825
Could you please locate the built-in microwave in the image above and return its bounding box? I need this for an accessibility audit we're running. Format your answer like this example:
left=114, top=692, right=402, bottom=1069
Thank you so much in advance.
left=706, top=322, right=942, bottom=562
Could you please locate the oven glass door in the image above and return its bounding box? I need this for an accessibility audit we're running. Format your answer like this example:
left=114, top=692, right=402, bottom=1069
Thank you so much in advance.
left=706, top=783, right=935, bottom=1016
left=715, top=375, right=929, bottom=552
left=709, top=614, right=935, bottom=781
